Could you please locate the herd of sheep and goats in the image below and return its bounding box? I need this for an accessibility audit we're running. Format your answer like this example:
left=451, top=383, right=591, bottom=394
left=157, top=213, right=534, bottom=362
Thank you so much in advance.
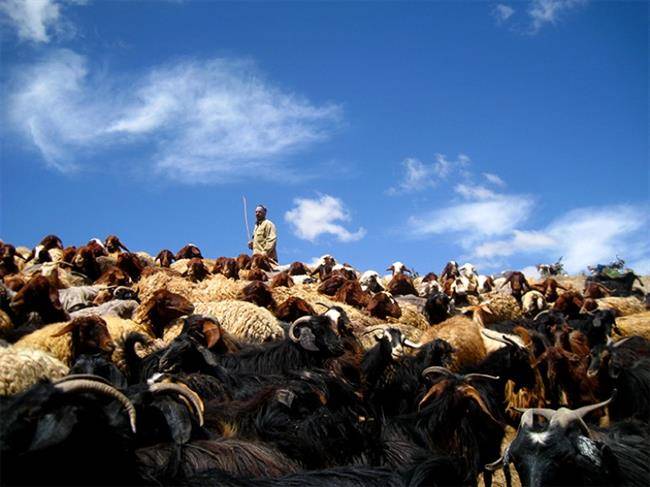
left=0, top=234, right=649, bottom=487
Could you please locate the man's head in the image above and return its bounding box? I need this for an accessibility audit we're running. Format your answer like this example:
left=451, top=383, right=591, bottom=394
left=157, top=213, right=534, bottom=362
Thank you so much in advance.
left=255, top=205, right=267, bottom=223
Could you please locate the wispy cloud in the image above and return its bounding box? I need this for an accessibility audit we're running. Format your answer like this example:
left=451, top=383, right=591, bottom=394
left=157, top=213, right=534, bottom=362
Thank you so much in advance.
left=0, top=0, right=84, bottom=43
left=408, top=193, right=534, bottom=240
left=472, top=205, right=648, bottom=273
left=387, top=153, right=470, bottom=195
left=492, top=4, right=515, bottom=24
left=492, top=0, right=588, bottom=34
left=285, top=195, right=366, bottom=243
left=482, top=172, right=506, bottom=187
left=528, top=0, right=587, bottom=32
left=7, top=49, right=341, bottom=182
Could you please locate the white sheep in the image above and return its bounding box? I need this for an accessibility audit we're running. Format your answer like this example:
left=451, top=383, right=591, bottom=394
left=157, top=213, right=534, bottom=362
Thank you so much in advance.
left=0, top=346, right=69, bottom=396
left=194, top=300, right=285, bottom=343
left=522, top=290, right=547, bottom=316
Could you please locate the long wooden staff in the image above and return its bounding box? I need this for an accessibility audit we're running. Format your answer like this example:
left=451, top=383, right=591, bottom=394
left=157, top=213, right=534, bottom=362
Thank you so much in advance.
left=242, top=196, right=251, bottom=243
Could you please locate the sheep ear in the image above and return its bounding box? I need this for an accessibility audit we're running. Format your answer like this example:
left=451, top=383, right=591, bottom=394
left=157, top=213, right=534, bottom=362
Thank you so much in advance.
left=49, top=286, right=63, bottom=310
left=298, top=327, right=319, bottom=352
left=202, top=322, right=221, bottom=348
left=51, top=322, right=77, bottom=337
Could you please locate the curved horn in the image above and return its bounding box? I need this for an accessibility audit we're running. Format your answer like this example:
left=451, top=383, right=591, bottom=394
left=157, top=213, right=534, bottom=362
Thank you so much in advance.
left=514, top=407, right=556, bottom=422
left=54, top=379, right=137, bottom=433
left=533, top=310, right=550, bottom=321
left=421, top=366, right=454, bottom=378
left=570, top=396, right=614, bottom=420
left=288, top=315, right=312, bottom=343
left=480, top=329, right=519, bottom=348
left=613, top=337, right=633, bottom=348
left=403, top=339, right=422, bottom=349
left=463, top=373, right=501, bottom=382
left=149, top=382, right=205, bottom=426
left=53, top=374, right=114, bottom=387
left=485, top=456, right=504, bottom=472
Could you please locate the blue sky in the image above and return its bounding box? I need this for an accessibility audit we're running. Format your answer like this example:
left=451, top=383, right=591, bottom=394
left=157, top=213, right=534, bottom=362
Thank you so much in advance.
left=1, top=0, right=648, bottom=276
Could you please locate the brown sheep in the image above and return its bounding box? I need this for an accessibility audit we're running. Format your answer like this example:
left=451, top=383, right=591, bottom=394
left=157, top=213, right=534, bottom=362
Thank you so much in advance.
left=418, top=315, right=487, bottom=371
left=552, top=290, right=584, bottom=318
left=213, top=257, right=239, bottom=280
left=317, top=275, right=348, bottom=296
left=386, top=273, right=418, bottom=297
left=236, top=253, right=252, bottom=271
left=583, top=282, right=612, bottom=299
left=3, top=275, right=25, bottom=292
left=133, top=289, right=194, bottom=338
left=250, top=254, right=273, bottom=272
left=274, top=296, right=316, bottom=323
left=117, top=252, right=144, bottom=283
left=61, top=246, right=77, bottom=263
left=422, top=272, right=439, bottom=283
left=531, top=277, right=566, bottom=303
left=242, top=269, right=268, bottom=282
left=86, top=239, right=109, bottom=257
left=105, top=235, right=130, bottom=254
left=365, top=292, right=402, bottom=319
left=175, top=244, right=203, bottom=260
left=72, top=246, right=102, bottom=281
left=269, top=271, right=294, bottom=289
left=10, top=275, right=69, bottom=326
left=0, top=244, right=22, bottom=278
left=95, top=267, right=132, bottom=287
left=288, top=261, right=311, bottom=276
left=155, top=249, right=175, bottom=267
left=333, top=280, right=370, bottom=308
left=183, top=258, right=210, bottom=283
left=501, top=271, right=530, bottom=301
left=331, top=267, right=357, bottom=281
left=51, top=315, right=116, bottom=360
left=239, top=281, right=276, bottom=310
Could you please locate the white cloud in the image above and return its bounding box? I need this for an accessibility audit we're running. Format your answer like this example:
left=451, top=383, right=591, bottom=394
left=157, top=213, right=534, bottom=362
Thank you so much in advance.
left=285, top=195, right=366, bottom=243
left=454, top=183, right=498, bottom=200
left=388, top=153, right=471, bottom=195
left=493, top=4, right=515, bottom=24
left=528, top=0, right=587, bottom=33
left=483, top=172, right=506, bottom=187
left=0, top=0, right=85, bottom=43
left=0, top=0, right=60, bottom=42
left=7, top=50, right=341, bottom=182
left=408, top=194, right=534, bottom=240
left=473, top=205, right=648, bottom=273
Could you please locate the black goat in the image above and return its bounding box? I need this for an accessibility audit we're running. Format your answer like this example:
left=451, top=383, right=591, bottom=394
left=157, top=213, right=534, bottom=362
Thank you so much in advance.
left=489, top=399, right=650, bottom=487
left=217, top=314, right=344, bottom=375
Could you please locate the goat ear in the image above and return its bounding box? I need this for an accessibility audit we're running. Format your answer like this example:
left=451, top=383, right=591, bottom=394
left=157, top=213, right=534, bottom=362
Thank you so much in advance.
left=298, top=327, right=319, bottom=352
left=202, top=322, right=221, bottom=348
left=51, top=321, right=77, bottom=337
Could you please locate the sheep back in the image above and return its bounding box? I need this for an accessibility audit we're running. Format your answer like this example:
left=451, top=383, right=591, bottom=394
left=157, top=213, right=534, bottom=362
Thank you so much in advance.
left=194, top=300, right=284, bottom=343
left=419, top=315, right=487, bottom=371
left=0, top=346, right=69, bottom=396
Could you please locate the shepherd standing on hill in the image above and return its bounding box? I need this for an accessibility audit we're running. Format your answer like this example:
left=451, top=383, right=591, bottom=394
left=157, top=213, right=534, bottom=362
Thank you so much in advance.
left=248, top=205, right=278, bottom=263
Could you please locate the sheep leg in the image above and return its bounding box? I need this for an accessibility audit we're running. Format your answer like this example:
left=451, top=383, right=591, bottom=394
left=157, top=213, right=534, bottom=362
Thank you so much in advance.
left=503, top=465, right=512, bottom=487
left=483, top=468, right=493, bottom=487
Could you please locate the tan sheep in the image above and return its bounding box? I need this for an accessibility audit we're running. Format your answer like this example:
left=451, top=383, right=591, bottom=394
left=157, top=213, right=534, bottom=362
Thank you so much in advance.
left=135, top=269, right=195, bottom=303
left=194, top=300, right=285, bottom=343
left=596, top=296, right=645, bottom=317
left=0, top=346, right=69, bottom=396
left=614, top=311, right=650, bottom=339
left=389, top=304, right=430, bottom=331
left=193, top=274, right=245, bottom=303
left=14, top=322, right=76, bottom=365
left=418, top=315, right=487, bottom=371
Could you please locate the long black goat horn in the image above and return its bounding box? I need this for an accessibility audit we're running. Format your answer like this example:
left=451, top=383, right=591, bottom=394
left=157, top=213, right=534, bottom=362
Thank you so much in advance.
left=54, top=379, right=137, bottom=433
left=149, top=382, right=205, bottom=426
